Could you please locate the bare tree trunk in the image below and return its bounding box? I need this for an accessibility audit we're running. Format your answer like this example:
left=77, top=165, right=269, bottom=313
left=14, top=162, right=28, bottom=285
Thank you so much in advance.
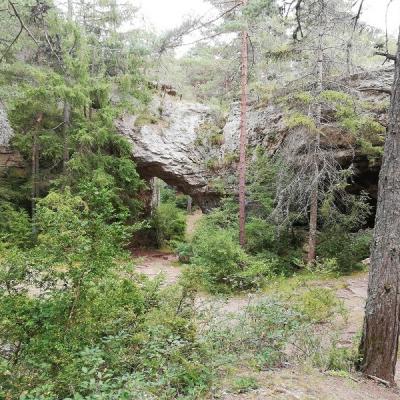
left=358, top=29, right=400, bottom=386
left=307, top=31, right=323, bottom=263
left=67, top=0, right=73, bottom=20
left=187, top=197, right=192, bottom=214
left=62, top=101, right=70, bottom=172
left=31, top=112, right=43, bottom=234
left=150, top=177, right=160, bottom=215
left=62, top=1, right=72, bottom=173
left=238, top=0, right=248, bottom=247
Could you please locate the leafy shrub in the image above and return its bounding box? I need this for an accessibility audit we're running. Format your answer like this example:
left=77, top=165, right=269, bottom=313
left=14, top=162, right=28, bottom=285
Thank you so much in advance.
left=191, top=228, right=244, bottom=291
left=172, top=240, right=193, bottom=263
left=234, top=258, right=276, bottom=290
left=0, top=190, right=214, bottom=400
left=190, top=227, right=275, bottom=292
left=0, top=201, right=32, bottom=248
left=317, top=230, right=372, bottom=274
left=202, top=297, right=308, bottom=371
left=175, top=193, right=190, bottom=210
left=231, top=376, right=259, bottom=393
left=295, top=288, right=347, bottom=323
left=152, top=202, right=186, bottom=247
left=245, top=217, right=275, bottom=254
left=325, top=342, right=357, bottom=372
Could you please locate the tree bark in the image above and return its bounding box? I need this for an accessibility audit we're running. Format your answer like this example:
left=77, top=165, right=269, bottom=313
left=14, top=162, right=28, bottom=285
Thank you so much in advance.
left=62, top=101, right=70, bottom=172
left=31, top=112, right=43, bottom=234
left=238, top=0, right=248, bottom=247
left=358, top=29, right=400, bottom=386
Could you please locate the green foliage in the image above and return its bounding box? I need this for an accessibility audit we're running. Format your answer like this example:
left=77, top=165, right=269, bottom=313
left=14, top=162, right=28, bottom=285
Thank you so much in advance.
left=231, top=376, right=259, bottom=394
left=0, top=190, right=212, bottom=399
left=172, top=241, right=193, bottom=263
left=286, top=112, right=316, bottom=131
left=0, top=201, right=32, bottom=248
left=320, top=90, right=353, bottom=106
left=152, top=202, right=186, bottom=247
left=317, top=230, right=372, bottom=274
left=245, top=217, right=275, bottom=254
left=325, top=343, right=357, bottom=372
left=134, top=110, right=159, bottom=127
left=160, top=185, right=189, bottom=210
left=191, top=228, right=244, bottom=289
left=295, top=288, right=347, bottom=323
left=281, top=91, right=313, bottom=106
left=190, top=225, right=275, bottom=292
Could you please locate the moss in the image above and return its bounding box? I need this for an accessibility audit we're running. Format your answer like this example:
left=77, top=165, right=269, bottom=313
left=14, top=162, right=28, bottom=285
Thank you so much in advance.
left=222, top=152, right=239, bottom=166
left=320, top=90, right=353, bottom=106
left=134, top=112, right=159, bottom=127
left=205, top=157, right=221, bottom=171
left=281, top=91, right=313, bottom=106
left=286, top=112, right=316, bottom=131
left=210, top=133, right=224, bottom=146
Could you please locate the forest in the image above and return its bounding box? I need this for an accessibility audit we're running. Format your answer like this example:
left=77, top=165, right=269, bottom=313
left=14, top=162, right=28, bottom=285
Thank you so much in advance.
left=0, top=0, right=400, bottom=398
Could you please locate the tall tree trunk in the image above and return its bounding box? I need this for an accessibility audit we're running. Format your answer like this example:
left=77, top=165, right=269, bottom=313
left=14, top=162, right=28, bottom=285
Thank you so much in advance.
left=31, top=112, right=43, bottom=234
left=358, top=29, right=400, bottom=386
left=63, top=1, right=72, bottom=172
left=307, top=31, right=323, bottom=263
left=238, top=0, right=248, bottom=247
left=67, top=0, right=73, bottom=20
left=62, top=101, right=70, bottom=172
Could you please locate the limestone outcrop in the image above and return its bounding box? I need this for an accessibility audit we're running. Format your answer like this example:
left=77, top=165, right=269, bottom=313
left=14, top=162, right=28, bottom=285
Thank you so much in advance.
left=116, top=68, right=393, bottom=211
left=116, top=98, right=221, bottom=211
left=0, top=102, right=23, bottom=169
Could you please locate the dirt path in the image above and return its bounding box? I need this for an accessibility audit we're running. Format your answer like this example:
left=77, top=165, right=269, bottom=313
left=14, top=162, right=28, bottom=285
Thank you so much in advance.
left=133, top=252, right=400, bottom=399
left=133, top=249, right=181, bottom=285
left=186, top=210, right=203, bottom=239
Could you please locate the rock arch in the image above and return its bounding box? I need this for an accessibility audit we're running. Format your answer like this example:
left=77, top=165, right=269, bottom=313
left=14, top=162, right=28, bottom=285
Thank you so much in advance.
left=116, top=98, right=221, bottom=212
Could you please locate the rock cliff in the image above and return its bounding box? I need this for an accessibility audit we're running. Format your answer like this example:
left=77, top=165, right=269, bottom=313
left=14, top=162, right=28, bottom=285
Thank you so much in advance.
left=0, top=102, right=23, bottom=169
left=116, top=67, right=393, bottom=211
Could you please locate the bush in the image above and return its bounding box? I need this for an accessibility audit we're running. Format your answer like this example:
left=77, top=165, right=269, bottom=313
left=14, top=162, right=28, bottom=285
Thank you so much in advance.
left=0, top=201, right=32, bottom=248
left=245, top=217, right=275, bottom=254
left=295, top=288, right=347, bottom=323
left=190, top=228, right=275, bottom=292
left=152, top=202, right=186, bottom=247
left=317, top=229, right=372, bottom=274
left=172, top=240, right=193, bottom=263
left=231, top=376, right=259, bottom=393
left=192, top=228, right=244, bottom=289
left=0, top=190, right=214, bottom=400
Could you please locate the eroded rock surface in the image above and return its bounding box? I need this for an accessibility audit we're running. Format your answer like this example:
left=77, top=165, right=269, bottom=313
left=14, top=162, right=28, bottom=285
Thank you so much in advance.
left=0, top=102, right=23, bottom=169
left=116, top=98, right=221, bottom=211
left=117, top=68, right=393, bottom=211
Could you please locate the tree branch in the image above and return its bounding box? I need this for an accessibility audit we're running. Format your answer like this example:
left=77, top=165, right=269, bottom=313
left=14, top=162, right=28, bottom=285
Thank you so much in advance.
left=374, top=51, right=397, bottom=61
left=0, top=1, right=39, bottom=62
left=352, top=0, right=365, bottom=32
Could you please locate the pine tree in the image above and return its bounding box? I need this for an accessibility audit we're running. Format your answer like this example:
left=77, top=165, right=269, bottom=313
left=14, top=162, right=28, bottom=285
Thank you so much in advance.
left=358, top=28, right=400, bottom=386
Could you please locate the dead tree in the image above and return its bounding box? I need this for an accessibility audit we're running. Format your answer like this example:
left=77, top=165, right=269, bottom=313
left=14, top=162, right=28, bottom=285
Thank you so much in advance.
left=358, top=29, right=400, bottom=386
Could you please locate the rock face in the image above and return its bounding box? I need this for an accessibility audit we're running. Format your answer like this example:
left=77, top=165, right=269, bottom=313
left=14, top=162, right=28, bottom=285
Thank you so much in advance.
left=116, top=98, right=221, bottom=211
left=0, top=102, right=24, bottom=169
left=0, top=103, right=13, bottom=146
left=117, top=67, right=393, bottom=212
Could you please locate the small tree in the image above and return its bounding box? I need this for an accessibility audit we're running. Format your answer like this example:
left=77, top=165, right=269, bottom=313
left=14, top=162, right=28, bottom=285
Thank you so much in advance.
left=273, top=0, right=362, bottom=263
